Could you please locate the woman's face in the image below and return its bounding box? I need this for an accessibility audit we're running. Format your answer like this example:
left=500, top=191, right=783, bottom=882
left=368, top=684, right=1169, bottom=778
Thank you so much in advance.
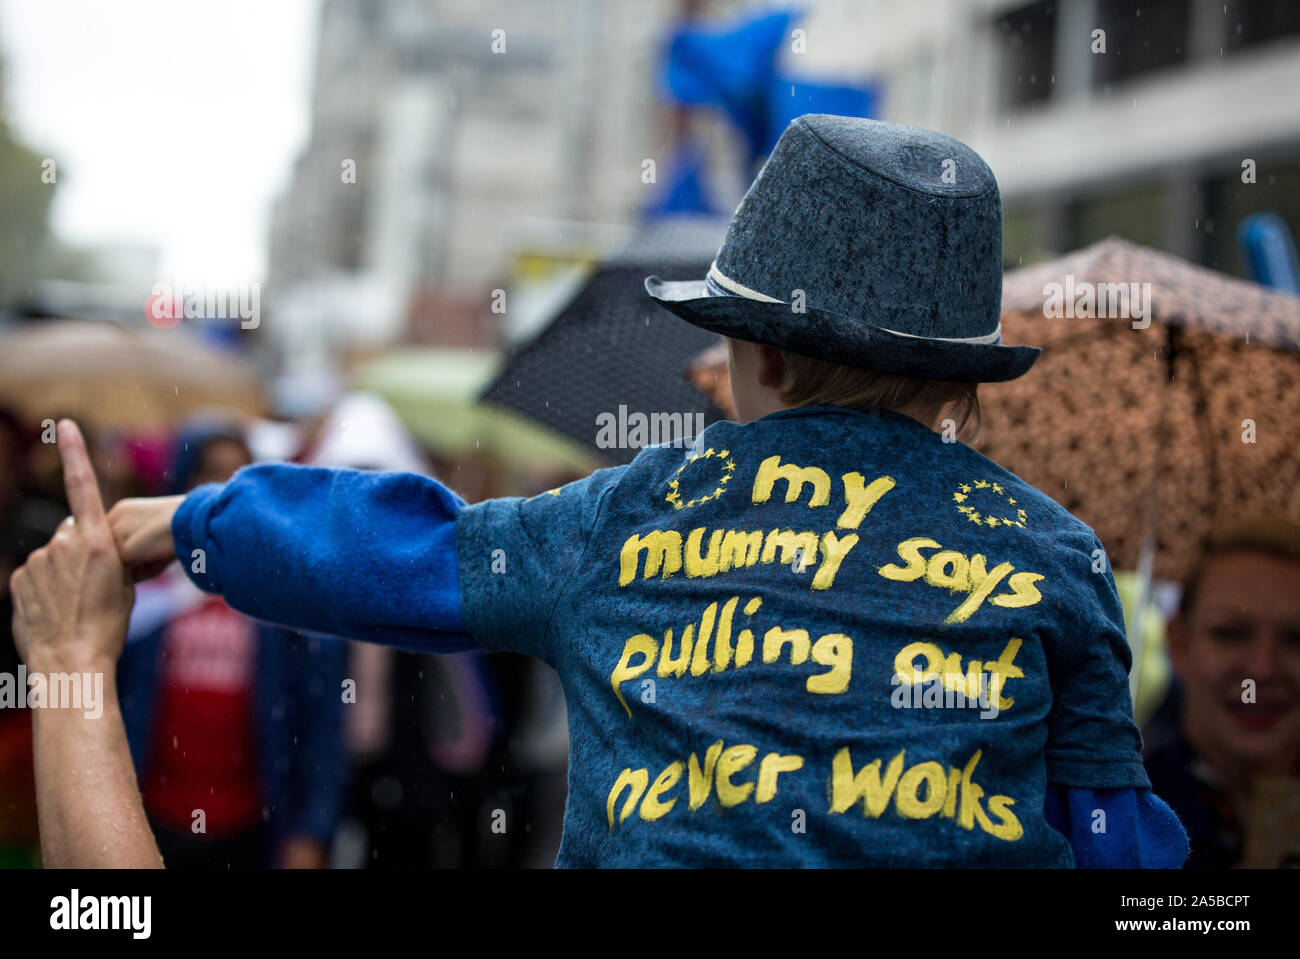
left=1168, top=551, right=1300, bottom=772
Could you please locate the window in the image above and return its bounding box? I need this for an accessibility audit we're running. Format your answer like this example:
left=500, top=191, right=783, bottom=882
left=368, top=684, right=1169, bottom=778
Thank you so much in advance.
left=996, top=1, right=1058, bottom=109
left=1093, top=0, right=1192, bottom=88
left=1221, top=0, right=1300, bottom=53
left=1068, top=182, right=1168, bottom=250
left=1204, top=159, right=1300, bottom=279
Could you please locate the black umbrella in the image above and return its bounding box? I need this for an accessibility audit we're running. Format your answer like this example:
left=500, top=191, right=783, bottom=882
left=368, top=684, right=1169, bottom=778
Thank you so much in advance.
left=482, top=217, right=731, bottom=466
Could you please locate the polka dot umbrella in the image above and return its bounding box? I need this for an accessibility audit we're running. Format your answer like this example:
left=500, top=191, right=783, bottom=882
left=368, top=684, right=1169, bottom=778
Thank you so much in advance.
left=978, top=236, right=1300, bottom=583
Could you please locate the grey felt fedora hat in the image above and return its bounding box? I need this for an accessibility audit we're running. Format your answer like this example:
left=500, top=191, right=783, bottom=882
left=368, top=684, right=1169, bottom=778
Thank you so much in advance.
left=645, top=115, right=1040, bottom=382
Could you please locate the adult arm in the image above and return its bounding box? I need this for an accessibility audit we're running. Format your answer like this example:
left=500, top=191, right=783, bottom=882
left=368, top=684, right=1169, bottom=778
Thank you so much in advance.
left=10, top=420, right=163, bottom=869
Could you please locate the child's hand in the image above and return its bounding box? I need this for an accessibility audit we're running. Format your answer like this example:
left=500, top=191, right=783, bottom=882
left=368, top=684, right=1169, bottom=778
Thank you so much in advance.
left=107, top=494, right=186, bottom=582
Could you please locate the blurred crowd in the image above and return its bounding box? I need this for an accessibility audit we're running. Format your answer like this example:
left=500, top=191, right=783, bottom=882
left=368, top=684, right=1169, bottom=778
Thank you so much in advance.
left=0, top=397, right=575, bottom=869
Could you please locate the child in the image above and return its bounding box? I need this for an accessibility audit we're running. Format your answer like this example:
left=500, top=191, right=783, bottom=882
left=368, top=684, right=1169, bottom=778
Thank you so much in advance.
left=109, top=115, right=1187, bottom=867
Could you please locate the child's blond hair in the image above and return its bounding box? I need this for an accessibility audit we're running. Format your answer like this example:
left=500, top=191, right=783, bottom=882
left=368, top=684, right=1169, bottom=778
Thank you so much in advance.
left=776, top=349, right=982, bottom=440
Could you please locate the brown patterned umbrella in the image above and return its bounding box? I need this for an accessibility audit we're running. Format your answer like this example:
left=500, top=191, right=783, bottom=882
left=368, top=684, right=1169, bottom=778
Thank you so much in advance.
left=980, top=237, right=1300, bottom=580
left=685, top=236, right=1300, bottom=580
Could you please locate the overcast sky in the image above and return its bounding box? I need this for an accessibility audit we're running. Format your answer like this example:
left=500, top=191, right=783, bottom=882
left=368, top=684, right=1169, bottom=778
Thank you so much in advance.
left=1, top=0, right=318, bottom=288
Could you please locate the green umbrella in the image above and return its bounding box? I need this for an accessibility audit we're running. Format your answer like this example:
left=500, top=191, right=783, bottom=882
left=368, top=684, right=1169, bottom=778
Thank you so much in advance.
left=352, top=348, right=601, bottom=474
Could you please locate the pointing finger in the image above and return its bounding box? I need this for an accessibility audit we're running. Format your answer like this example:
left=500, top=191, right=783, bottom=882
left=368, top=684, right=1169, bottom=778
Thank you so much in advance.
left=56, top=419, right=107, bottom=528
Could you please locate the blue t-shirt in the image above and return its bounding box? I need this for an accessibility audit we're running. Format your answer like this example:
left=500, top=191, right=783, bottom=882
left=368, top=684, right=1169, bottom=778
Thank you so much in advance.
left=453, top=406, right=1150, bottom=866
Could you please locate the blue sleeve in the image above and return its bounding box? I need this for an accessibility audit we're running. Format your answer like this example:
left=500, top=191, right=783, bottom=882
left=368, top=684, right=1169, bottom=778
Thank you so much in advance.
left=1045, top=786, right=1189, bottom=868
left=172, top=464, right=479, bottom=653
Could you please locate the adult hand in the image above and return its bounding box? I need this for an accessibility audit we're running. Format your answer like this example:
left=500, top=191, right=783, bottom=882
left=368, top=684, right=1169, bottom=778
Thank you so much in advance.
left=9, top=419, right=164, bottom=868
left=10, top=420, right=134, bottom=673
left=107, top=494, right=185, bottom=583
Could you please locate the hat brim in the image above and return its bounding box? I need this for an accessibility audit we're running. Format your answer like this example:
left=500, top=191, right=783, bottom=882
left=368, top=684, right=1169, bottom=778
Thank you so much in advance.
left=645, top=276, right=1040, bottom=383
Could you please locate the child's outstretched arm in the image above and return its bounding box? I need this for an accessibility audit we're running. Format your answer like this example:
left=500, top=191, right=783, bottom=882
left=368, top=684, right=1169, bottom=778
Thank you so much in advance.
left=108, top=464, right=478, bottom=652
